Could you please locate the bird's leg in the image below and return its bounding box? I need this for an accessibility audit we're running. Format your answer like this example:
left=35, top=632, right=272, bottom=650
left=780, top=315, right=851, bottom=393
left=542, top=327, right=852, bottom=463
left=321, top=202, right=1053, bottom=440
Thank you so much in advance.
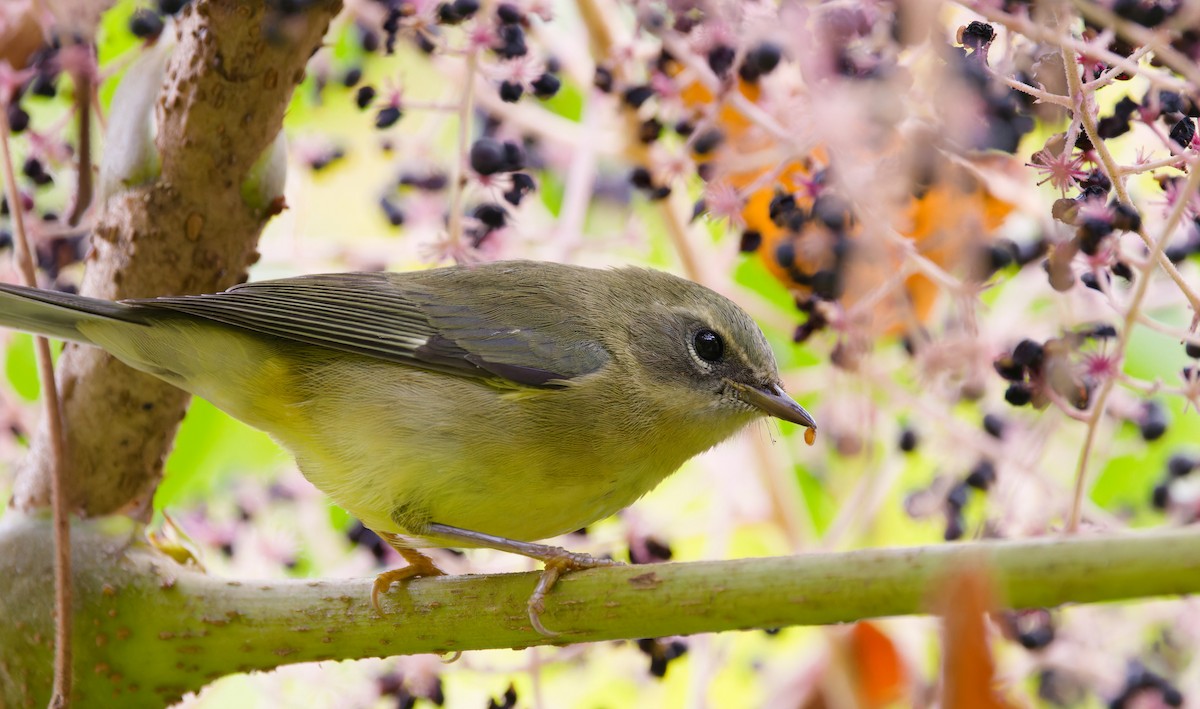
left=371, top=531, right=447, bottom=614
left=423, top=522, right=622, bottom=635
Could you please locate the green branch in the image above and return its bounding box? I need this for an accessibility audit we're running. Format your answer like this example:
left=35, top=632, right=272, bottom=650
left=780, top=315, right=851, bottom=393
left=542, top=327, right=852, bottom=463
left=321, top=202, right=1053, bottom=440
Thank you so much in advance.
left=3, top=514, right=1199, bottom=707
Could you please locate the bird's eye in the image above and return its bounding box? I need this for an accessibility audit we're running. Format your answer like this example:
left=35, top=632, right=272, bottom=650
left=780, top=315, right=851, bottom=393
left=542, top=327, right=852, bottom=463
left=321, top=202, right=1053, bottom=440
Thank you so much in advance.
left=693, top=329, right=724, bottom=362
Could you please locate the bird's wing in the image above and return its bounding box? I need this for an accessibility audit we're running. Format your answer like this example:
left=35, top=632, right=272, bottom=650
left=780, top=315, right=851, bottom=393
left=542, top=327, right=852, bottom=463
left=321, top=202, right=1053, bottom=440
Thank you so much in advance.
left=123, top=271, right=610, bottom=388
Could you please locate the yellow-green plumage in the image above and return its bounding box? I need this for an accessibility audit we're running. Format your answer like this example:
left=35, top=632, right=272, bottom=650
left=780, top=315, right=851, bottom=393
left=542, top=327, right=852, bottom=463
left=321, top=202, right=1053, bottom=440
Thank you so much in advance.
left=0, top=261, right=813, bottom=551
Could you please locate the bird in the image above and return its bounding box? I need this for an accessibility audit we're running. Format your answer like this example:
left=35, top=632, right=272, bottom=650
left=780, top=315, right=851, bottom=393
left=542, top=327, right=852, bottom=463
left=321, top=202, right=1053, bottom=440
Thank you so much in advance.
left=0, top=260, right=816, bottom=633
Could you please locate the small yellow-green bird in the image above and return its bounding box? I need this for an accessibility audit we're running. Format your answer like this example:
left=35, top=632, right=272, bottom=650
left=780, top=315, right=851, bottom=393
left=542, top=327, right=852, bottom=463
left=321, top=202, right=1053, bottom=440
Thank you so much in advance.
left=0, top=260, right=815, bottom=632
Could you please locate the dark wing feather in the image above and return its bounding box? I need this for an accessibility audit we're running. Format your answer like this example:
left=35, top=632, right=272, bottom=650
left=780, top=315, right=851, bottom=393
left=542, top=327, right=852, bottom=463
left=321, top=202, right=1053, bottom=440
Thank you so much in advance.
left=122, top=269, right=610, bottom=388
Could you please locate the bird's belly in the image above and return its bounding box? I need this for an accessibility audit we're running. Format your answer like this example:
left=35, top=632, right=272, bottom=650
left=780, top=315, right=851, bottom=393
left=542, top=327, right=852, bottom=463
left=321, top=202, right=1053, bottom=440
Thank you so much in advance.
left=272, top=363, right=681, bottom=545
left=298, top=437, right=669, bottom=544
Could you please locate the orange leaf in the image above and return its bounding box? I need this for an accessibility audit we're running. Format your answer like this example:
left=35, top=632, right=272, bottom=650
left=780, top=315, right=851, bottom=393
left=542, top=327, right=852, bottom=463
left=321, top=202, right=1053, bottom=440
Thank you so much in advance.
left=848, top=621, right=907, bottom=708
left=938, top=562, right=1020, bottom=709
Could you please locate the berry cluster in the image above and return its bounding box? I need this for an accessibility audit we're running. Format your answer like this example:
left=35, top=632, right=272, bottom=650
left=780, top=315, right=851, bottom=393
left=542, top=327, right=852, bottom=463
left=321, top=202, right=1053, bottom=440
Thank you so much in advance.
left=635, top=637, right=688, bottom=679
left=1151, top=452, right=1197, bottom=518
left=942, top=459, right=996, bottom=540
left=992, top=328, right=1121, bottom=411
left=1109, top=661, right=1184, bottom=708
left=377, top=672, right=446, bottom=708
left=1003, top=608, right=1055, bottom=650
left=299, top=0, right=574, bottom=256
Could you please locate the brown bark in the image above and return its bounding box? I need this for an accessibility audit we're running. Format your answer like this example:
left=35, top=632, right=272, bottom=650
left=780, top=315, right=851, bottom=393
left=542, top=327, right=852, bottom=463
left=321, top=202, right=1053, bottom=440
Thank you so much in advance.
left=10, top=1, right=342, bottom=517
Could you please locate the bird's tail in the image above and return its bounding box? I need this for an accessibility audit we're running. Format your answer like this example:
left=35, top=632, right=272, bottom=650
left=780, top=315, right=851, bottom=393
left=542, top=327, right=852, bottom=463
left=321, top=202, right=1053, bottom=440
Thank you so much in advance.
left=0, top=283, right=144, bottom=344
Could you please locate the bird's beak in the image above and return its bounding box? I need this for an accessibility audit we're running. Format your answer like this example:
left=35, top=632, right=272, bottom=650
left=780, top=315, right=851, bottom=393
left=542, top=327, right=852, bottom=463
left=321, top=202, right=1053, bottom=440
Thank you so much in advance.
left=728, top=380, right=817, bottom=429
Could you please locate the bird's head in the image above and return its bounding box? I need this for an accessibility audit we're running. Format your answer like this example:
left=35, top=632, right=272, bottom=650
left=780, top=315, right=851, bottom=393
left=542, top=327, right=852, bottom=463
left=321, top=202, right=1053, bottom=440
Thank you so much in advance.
left=609, top=269, right=816, bottom=439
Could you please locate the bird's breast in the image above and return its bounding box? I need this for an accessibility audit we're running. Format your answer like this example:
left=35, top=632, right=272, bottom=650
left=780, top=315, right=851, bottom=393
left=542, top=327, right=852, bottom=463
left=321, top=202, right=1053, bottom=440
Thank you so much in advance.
left=270, top=358, right=692, bottom=543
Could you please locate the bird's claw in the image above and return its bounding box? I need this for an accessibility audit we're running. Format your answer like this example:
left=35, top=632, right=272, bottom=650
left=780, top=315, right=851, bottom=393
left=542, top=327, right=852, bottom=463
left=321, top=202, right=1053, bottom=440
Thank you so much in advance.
left=527, top=549, right=623, bottom=635
left=371, top=558, right=446, bottom=614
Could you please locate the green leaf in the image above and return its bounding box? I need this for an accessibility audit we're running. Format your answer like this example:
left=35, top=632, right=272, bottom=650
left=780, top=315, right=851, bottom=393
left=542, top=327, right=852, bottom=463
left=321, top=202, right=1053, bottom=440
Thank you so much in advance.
left=96, top=0, right=143, bottom=109
left=155, top=398, right=285, bottom=509
left=539, top=169, right=565, bottom=217
left=794, top=464, right=837, bottom=535
left=4, top=334, right=40, bottom=401
left=536, top=79, right=584, bottom=122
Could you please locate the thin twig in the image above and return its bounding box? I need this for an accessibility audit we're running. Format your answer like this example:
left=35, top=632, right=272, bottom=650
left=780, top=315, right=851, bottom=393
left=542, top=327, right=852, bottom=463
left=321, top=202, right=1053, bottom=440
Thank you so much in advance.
left=550, top=95, right=599, bottom=260
left=993, top=72, right=1073, bottom=108
left=661, top=187, right=706, bottom=281
left=1071, top=0, right=1200, bottom=89
left=1081, top=42, right=1154, bottom=90
left=963, top=0, right=1191, bottom=92
left=66, top=55, right=93, bottom=227
left=1134, top=311, right=1200, bottom=346
left=1054, top=28, right=1200, bottom=315
left=1061, top=26, right=1200, bottom=530
left=1119, top=153, right=1188, bottom=176
left=445, top=47, right=478, bottom=247
left=0, top=101, right=73, bottom=705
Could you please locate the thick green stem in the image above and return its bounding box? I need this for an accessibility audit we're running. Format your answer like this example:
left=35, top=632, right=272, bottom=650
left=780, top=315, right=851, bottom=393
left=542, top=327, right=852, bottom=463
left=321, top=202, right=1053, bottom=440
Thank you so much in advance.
left=3, top=514, right=1200, bottom=707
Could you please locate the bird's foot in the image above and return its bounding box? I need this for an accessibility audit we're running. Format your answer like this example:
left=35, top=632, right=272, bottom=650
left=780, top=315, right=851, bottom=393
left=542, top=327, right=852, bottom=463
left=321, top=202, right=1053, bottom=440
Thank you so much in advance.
left=370, top=543, right=447, bottom=614
left=528, top=549, right=622, bottom=636
left=415, top=523, right=625, bottom=635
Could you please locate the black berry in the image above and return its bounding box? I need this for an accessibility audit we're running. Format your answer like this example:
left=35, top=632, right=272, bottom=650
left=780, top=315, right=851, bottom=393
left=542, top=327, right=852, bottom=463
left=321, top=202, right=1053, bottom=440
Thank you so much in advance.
left=982, top=414, right=1006, bottom=438
left=739, top=41, right=782, bottom=82
left=495, top=24, right=527, bottom=58
left=437, top=2, right=466, bottom=24
left=944, top=513, right=965, bottom=541
left=1166, top=118, right=1195, bottom=148
left=630, top=166, right=653, bottom=190
left=638, top=118, right=663, bottom=144
left=158, top=0, right=190, bottom=14
left=707, top=44, right=736, bottom=78
left=498, top=80, right=523, bottom=103
left=960, top=21, right=995, bottom=50
left=531, top=73, right=561, bottom=98
left=622, top=84, right=654, bottom=108
left=946, top=481, right=970, bottom=510
left=1012, top=339, right=1045, bottom=370
left=355, top=85, right=376, bottom=109
left=1169, top=117, right=1195, bottom=148
left=469, top=138, right=507, bottom=175
left=1017, top=625, right=1055, bottom=650
left=453, top=0, right=480, bottom=18
left=594, top=66, right=614, bottom=93
left=496, top=3, right=522, bottom=23
left=692, top=129, right=724, bottom=155
left=375, top=106, right=402, bottom=128
left=502, top=172, right=536, bottom=206
left=739, top=230, right=762, bottom=252
left=1005, top=383, right=1033, bottom=406
left=7, top=106, right=29, bottom=134
left=1152, top=481, right=1171, bottom=509
left=994, top=356, right=1025, bottom=382
left=473, top=202, right=507, bottom=230
left=1111, top=202, right=1141, bottom=231
left=130, top=9, right=165, bottom=39
left=966, top=460, right=996, bottom=490
left=1139, top=401, right=1169, bottom=441
left=500, top=141, right=525, bottom=171
left=379, top=197, right=405, bottom=227
left=1167, top=454, right=1196, bottom=477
